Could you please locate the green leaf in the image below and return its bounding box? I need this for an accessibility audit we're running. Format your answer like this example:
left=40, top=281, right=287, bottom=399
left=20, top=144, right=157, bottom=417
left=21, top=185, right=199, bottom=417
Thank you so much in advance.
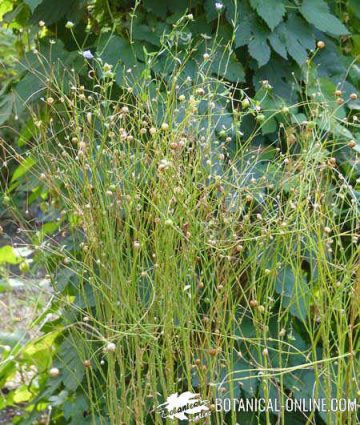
left=211, top=54, right=245, bottom=82
left=30, top=0, right=74, bottom=25
left=300, top=0, right=349, bottom=36
left=10, top=156, right=36, bottom=183
left=269, top=15, right=314, bottom=65
left=97, top=34, right=137, bottom=68
left=35, top=221, right=62, bottom=244
left=268, top=29, right=287, bottom=59
left=58, top=338, right=85, bottom=392
left=132, top=24, right=161, bottom=47
left=143, top=0, right=168, bottom=19
left=234, top=2, right=257, bottom=48
left=0, top=330, right=26, bottom=346
left=349, top=0, right=360, bottom=19
left=24, top=0, right=43, bottom=13
left=250, top=0, right=285, bottom=31
left=248, top=33, right=271, bottom=67
left=0, top=93, right=15, bottom=125
left=0, top=246, right=21, bottom=265
left=275, top=266, right=310, bottom=321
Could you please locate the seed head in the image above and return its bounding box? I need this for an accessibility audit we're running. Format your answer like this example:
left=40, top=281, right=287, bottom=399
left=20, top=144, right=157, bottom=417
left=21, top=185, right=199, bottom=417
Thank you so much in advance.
left=49, top=367, right=60, bottom=378
left=104, top=342, right=116, bottom=353
left=250, top=299, right=258, bottom=308
left=279, top=328, right=286, bottom=337
left=317, top=41, right=325, bottom=49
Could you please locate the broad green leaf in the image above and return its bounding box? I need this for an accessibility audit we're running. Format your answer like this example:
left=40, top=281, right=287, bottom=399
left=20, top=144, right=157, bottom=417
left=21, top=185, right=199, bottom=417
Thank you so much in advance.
left=0, top=330, right=26, bottom=346
left=132, top=24, right=161, bottom=47
left=211, top=54, right=245, bottom=82
left=97, top=34, right=137, bottom=68
left=58, top=338, right=85, bottom=392
left=234, top=1, right=256, bottom=47
left=24, top=0, right=43, bottom=13
left=268, top=30, right=287, bottom=59
left=349, top=0, right=360, bottom=19
left=248, top=30, right=271, bottom=67
left=275, top=266, right=310, bottom=321
left=300, top=0, right=349, bottom=36
left=0, top=93, right=14, bottom=125
left=10, top=156, right=36, bottom=183
left=63, top=394, right=88, bottom=422
left=143, top=0, right=168, bottom=19
left=254, top=56, right=299, bottom=102
left=0, top=0, right=12, bottom=20
left=49, top=390, right=69, bottom=406
left=30, top=0, right=74, bottom=25
left=35, top=221, right=61, bottom=243
left=0, top=246, right=21, bottom=265
left=269, top=15, right=314, bottom=65
left=13, top=385, right=32, bottom=403
left=250, top=0, right=286, bottom=31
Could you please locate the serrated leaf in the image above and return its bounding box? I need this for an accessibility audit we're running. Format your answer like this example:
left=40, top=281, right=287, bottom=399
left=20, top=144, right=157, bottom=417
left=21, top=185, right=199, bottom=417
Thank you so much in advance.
left=250, top=0, right=285, bottom=31
left=58, top=338, right=85, bottom=392
left=234, top=1, right=256, bottom=47
left=268, top=14, right=314, bottom=65
left=300, top=0, right=349, bottom=36
left=248, top=33, right=271, bottom=67
left=268, top=30, right=287, bottom=59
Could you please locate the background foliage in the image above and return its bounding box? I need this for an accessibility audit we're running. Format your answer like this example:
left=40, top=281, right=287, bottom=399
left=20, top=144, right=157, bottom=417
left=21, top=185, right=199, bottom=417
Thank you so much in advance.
left=1, top=1, right=360, bottom=424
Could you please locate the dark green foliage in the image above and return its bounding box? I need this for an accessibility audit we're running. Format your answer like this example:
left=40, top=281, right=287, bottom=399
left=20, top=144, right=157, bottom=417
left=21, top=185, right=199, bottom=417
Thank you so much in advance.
left=0, top=0, right=354, bottom=113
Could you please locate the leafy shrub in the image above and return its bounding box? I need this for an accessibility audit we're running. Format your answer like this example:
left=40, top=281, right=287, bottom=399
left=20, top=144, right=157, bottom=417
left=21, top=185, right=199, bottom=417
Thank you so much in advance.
left=0, top=1, right=360, bottom=425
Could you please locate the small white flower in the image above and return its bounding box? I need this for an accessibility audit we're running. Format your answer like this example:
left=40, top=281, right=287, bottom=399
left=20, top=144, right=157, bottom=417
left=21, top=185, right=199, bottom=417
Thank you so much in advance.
left=215, top=2, right=224, bottom=10
left=104, top=342, right=116, bottom=353
left=83, top=50, right=94, bottom=60
left=65, top=21, right=74, bottom=29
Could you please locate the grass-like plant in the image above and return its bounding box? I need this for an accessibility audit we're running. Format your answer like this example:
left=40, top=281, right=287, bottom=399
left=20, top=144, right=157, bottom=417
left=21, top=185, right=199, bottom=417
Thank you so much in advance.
left=1, top=21, right=359, bottom=425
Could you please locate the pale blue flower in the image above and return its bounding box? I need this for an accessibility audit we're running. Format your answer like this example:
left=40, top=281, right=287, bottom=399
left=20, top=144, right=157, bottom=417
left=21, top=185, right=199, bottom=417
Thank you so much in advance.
left=83, top=50, right=94, bottom=60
